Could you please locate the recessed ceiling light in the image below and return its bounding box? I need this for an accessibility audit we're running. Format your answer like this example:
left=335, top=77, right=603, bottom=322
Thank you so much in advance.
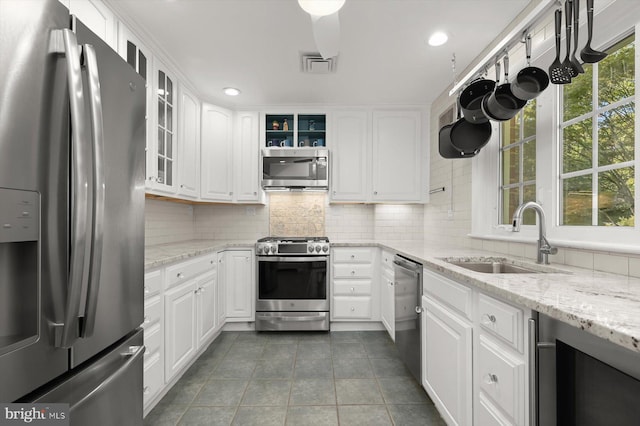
left=428, top=31, right=448, bottom=47
left=223, top=87, right=241, bottom=96
left=298, top=0, right=345, bottom=17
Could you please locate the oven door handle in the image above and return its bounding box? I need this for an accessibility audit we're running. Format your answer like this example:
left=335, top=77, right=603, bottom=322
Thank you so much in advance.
left=259, top=315, right=326, bottom=322
left=257, top=256, right=328, bottom=262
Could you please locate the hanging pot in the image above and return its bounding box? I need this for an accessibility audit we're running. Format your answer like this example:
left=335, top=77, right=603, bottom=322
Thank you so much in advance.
left=446, top=98, right=492, bottom=156
left=511, top=35, right=550, bottom=101
left=482, top=57, right=527, bottom=121
left=458, top=78, right=495, bottom=124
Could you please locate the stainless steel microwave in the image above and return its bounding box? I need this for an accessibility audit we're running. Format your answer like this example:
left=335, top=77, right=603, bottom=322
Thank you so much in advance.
left=261, top=148, right=329, bottom=190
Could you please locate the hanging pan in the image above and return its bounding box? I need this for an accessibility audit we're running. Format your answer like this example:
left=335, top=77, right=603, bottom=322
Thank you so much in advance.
left=511, top=35, right=550, bottom=101
left=482, top=56, right=527, bottom=121
left=449, top=100, right=492, bottom=156
left=458, top=76, right=495, bottom=124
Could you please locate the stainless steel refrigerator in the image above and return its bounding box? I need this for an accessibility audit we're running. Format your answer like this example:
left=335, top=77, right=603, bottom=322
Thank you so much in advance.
left=0, top=0, right=146, bottom=424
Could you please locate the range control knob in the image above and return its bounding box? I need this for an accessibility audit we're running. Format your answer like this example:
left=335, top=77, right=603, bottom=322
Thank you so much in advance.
left=256, top=246, right=263, bottom=255
left=308, top=246, right=314, bottom=253
left=322, top=244, right=329, bottom=253
left=270, top=245, right=277, bottom=254
left=315, top=245, right=321, bottom=253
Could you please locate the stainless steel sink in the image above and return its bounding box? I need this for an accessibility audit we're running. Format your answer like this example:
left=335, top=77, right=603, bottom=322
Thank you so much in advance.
left=447, top=261, right=541, bottom=274
left=442, top=257, right=563, bottom=274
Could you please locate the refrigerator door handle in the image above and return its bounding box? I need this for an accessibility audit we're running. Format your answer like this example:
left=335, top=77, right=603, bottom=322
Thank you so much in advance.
left=57, top=28, right=91, bottom=349
left=80, top=43, right=105, bottom=339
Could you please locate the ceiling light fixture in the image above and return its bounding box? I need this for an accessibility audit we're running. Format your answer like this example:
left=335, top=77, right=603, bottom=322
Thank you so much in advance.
left=298, top=0, right=345, bottom=17
left=428, top=31, right=448, bottom=47
left=223, top=87, right=241, bottom=96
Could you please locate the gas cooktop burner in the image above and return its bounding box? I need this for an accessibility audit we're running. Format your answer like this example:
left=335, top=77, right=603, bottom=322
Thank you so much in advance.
left=258, top=236, right=329, bottom=243
left=256, top=236, right=330, bottom=256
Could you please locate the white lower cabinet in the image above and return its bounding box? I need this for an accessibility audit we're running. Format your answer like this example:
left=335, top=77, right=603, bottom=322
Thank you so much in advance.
left=422, top=295, right=473, bottom=426
left=196, top=270, right=218, bottom=348
left=222, top=249, right=255, bottom=321
left=422, top=267, right=531, bottom=426
left=164, top=279, right=198, bottom=381
left=143, top=251, right=233, bottom=415
left=380, top=269, right=395, bottom=337
left=331, top=247, right=378, bottom=321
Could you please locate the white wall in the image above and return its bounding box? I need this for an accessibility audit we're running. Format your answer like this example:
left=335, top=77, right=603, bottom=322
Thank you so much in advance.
left=144, top=199, right=196, bottom=246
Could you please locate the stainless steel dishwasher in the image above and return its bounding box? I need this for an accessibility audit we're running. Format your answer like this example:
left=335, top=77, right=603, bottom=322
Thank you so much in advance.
left=393, top=255, right=423, bottom=382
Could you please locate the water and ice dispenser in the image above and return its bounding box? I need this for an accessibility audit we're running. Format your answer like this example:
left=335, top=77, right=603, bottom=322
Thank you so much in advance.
left=0, top=187, right=39, bottom=355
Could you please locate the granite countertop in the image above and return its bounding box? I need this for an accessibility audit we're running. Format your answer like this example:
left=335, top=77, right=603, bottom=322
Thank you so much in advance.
left=146, top=239, right=640, bottom=353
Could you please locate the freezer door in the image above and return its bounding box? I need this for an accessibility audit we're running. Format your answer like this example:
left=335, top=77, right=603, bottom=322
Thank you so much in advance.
left=70, top=18, right=146, bottom=367
left=30, top=329, right=144, bottom=426
left=0, top=0, right=70, bottom=402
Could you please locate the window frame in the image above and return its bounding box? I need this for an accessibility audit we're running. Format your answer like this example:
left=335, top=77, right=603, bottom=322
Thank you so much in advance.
left=471, top=17, right=640, bottom=254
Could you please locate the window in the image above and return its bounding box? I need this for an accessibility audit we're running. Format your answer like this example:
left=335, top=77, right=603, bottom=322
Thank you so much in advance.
left=157, top=70, right=174, bottom=186
left=560, top=34, right=635, bottom=227
left=500, top=101, right=537, bottom=225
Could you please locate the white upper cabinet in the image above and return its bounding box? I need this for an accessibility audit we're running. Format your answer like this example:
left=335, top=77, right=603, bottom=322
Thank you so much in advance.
left=65, top=0, right=117, bottom=49
left=201, top=103, right=233, bottom=201
left=331, top=111, right=369, bottom=202
left=371, top=110, right=422, bottom=202
left=149, top=58, right=178, bottom=195
left=234, top=111, right=262, bottom=203
left=177, top=85, right=200, bottom=199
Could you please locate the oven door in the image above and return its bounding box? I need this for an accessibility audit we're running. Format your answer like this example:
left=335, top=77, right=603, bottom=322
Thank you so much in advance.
left=256, top=256, right=329, bottom=312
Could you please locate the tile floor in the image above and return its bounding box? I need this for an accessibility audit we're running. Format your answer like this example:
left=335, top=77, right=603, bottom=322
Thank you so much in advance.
left=144, top=330, right=446, bottom=425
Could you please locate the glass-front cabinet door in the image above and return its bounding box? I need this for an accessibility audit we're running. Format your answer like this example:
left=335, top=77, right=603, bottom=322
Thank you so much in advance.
left=263, top=113, right=326, bottom=148
left=297, top=114, right=326, bottom=148
left=151, top=59, right=177, bottom=194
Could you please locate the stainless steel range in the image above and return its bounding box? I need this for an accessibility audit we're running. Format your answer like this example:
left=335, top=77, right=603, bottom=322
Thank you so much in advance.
left=255, top=237, right=330, bottom=331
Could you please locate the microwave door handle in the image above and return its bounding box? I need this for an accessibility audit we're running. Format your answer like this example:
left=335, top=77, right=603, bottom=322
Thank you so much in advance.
left=57, top=29, right=91, bottom=348
left=80, top=43, right=106, bottom=339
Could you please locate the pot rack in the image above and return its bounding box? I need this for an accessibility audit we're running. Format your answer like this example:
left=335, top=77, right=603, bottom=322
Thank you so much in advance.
left=449, top=0, right=560, bottom=96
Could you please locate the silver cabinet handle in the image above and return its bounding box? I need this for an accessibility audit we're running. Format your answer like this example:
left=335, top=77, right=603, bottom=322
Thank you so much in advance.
left=482, top=313, right=497, bottom=325
left=144, top=286, right=150, bottom=295
left=350, top=307, right=355, bottom=311
left=484, top=373, right=499, bottom=384
left=177, top=272, right=184, bottom=279
left=415, top=306, right=423, bottom=314
left=81, top=42, right=105, bottom=339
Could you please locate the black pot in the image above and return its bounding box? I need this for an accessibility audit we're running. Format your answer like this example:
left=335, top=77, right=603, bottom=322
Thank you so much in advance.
left=449, top=118, right=492, bottom=155
left=482, top=57, right=527, bottom=121
left=459, top=79, right=496, bottom=124
left=511, top=36, right=550, bottom=100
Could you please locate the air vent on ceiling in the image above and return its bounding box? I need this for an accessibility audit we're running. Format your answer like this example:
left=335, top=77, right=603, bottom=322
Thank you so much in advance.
left=300, top=53, right=338, bottom=74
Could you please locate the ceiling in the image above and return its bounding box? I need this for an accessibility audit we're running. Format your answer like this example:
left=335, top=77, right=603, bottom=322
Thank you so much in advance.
left=107, top=0, right=532, bottom=108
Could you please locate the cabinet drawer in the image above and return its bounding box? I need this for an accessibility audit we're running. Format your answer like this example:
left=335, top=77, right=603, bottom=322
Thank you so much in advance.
left=144, top=269, right=162, bottom=298
left=333, top=296, right=372, bottom=319
left=478, top=335, right=525, bottom=423
left=143, top=353, right=164, bottom=407
left=381, top=250, right=394, bottom=269
left=144, top=324, right=162, bottom=360
left=333, top=248, right=375, bottom=264
left=333, top=264, right=373, bottom=278
left=165, top=254, right=216, bottom=289
left=423, top=269, right=472, bottom=320
left=143, top=297, right=162, bottom=329
left=478, top=293, right=523, bottom=352
left=334, top=280, right=372, bottom=296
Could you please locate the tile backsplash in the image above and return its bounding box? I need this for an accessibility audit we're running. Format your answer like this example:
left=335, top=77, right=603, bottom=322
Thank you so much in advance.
left=269, top=193, right=325, bottom=237
left=145, top=195, right=424, bottom=245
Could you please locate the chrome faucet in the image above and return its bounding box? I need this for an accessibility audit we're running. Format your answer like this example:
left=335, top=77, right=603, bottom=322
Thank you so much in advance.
left=512, top=201, right=558, bottom=264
